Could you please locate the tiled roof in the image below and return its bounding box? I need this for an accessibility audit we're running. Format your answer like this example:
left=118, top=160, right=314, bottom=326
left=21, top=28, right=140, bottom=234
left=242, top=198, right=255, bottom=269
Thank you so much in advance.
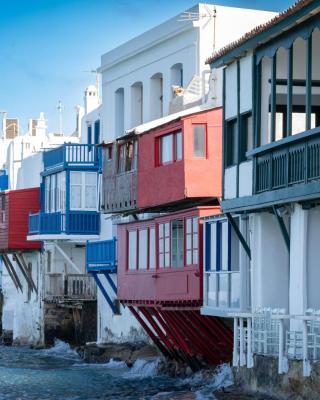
left=206, top=0, right=313, bottom=65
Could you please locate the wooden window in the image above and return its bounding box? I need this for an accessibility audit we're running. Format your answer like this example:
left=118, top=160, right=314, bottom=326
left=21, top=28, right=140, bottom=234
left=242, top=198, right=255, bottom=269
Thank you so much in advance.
left=128, top=230, right=137, bottom=270
left=159, top=223, right=170, bottom=268
left=87, top=125, right=92, bottom=145
left=239, top=113, right=253, bottom=162
left=226, top=119, right=238, bottom=167
left=149, top=228, right=156, bottom=269
left=171, top=219, right=183, bottom=268
left=138, top=229, right=148, bottom=270
left=118, top=140, right=137, bottom=173
left=186, top=217, right=198, bottom=265
left=193, top=124, right=206, bottom=158
left=94, top=120, right=100, bottom=145
left=70, top=172, right=97, bottom=210
left=158, top=131, right=183, bottom=165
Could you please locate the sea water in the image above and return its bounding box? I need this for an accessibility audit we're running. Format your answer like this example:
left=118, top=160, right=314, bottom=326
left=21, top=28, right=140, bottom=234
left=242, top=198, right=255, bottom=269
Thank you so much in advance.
left=0, top=340, right=235, bottom=400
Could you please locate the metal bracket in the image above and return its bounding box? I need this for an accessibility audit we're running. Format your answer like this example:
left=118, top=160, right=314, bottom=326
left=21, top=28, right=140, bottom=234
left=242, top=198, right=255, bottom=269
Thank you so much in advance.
left=226, top=213, right=251, bottom=260
left=273, top=206, right=290, bottom=252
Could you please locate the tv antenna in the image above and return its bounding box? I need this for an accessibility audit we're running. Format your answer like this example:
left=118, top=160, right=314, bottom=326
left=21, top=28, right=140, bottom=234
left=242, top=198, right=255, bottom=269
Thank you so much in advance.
left=56, top=100, right=64, bottom=135
left=178, top=5, right=217, bottom=52
left=83, top=69, right=101, bottom=104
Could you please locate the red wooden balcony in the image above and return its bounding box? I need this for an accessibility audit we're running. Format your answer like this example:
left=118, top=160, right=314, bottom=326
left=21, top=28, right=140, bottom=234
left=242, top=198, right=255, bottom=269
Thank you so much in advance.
left=0, top=188, right=41, bottom=252
left=117, top=206, right=220, bottom=304
left=101, top=108, right=222, bottom=214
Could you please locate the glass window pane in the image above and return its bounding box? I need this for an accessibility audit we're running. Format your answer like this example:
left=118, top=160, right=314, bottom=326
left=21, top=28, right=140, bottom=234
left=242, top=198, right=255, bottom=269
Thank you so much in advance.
left=70, top=171, right=82, bottom=185
left=159, top=224, right=163, bottom=238
left=193, top=218, right=198, bottom=233
left=230, top=272, right=240, bottom=309
left=207, top=273, right=217, bottom=307
left=186, top=250, right=192, bottom=265
left=159, top=238, right=164, bottom=253
left=128, top=231, right=137, bottom=270
left=218, top=274, right=229, bottom=308
left=192, top=249, right=198, bottom=265
left=221, top=221, right=229, bottom=271
left=193, top=125, right=206, bottom=157
left=186, top=218, right=192, bottom=235
left=138, top=229, right=148, bottom=269
left=85, top=186, right=96, bottom=208
left=165, top=253, right=170, bottom=267
left=159, top=253, right=164, bottom=268
left=160, top=134, right=173, bottom=163
left=175, top=131, right=182, bottom=161
left=164, top=223, right=170, bottom=237
left=193, top=233, right=198, bottom=249
left=149, top=228, right=156, bottom=269
left=70, top=186, right=81, bottom=209
left=186, top=234, right=192, bottom=250
left=165, top=238, right=170, bottom=253
left=85, top=172, right=96, bottom=185
left=171, top=219, right=183, bottom=268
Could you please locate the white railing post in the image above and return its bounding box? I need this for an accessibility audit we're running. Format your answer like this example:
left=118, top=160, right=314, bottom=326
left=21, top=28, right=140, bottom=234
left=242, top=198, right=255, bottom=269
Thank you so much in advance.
left=239, top=317, right=246, bottom=366
left=233, top=317, right=239, bottom=367
left=278, top=318, right=284, bottom=374
left=302, top=319, right=311, bottom=377
left=247, top=317, right=253, bottom=368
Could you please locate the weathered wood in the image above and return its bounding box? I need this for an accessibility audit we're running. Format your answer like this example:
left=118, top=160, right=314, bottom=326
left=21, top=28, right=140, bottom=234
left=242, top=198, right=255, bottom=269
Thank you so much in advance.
left=14, top=252, right=38, bottom=294
left=2, top=254, right=23, bottom=292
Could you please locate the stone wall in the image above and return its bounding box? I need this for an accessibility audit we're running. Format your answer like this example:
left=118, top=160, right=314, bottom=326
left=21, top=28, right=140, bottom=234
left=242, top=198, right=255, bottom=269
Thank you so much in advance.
left=234, top=355, right=320, bottom=400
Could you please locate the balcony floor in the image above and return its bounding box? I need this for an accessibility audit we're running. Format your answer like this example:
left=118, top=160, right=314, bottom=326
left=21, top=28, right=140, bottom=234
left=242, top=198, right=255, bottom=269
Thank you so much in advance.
left=27, top=234, right=100, bottom=242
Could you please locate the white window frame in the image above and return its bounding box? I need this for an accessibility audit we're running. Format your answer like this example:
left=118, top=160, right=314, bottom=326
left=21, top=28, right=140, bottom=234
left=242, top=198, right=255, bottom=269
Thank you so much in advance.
left=70, top=171, right=97, bottom=211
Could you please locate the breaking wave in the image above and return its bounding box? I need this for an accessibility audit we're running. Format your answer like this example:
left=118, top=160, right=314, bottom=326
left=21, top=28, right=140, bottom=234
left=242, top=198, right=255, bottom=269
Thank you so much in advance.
left=39, top=339, right=80, bottom=360
left=124, top=358, right=161, bottom=378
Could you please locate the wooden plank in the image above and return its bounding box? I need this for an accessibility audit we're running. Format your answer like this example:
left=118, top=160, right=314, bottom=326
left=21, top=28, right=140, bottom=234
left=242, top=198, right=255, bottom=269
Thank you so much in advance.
left=15, top=252, right=38, bottom=294
left=2, top=254, right=23, bottom=292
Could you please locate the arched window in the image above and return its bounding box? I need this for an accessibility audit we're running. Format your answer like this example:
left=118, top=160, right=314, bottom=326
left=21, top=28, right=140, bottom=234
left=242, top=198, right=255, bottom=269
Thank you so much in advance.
left=150, top=73, right=163, bottom=120
left=170, top=63, right=183, bottom=91
left=115, top=88, right=124, bottom=136
left=131, top=82, right=143, bottom=127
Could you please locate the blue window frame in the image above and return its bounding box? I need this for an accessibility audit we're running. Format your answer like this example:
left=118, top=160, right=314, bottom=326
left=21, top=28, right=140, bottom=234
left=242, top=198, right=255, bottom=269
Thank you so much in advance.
left=94, top=120, right=100, bottom=145
left=87, top=125, right=92, bottom=145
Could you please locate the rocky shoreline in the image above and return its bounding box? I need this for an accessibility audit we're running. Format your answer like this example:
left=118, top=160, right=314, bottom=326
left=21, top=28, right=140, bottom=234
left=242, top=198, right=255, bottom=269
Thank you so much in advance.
left=77, top=341, right=279, bottom=400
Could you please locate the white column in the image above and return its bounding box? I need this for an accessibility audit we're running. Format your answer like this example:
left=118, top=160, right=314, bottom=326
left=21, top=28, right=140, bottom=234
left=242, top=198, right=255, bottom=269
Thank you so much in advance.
left=233, top=317, right=239, bottom=367
left=247, top=317, right=253, bottom=368
left=239, top=317, right=246, bottom=366
left=289, top=204, right=308, bottom=330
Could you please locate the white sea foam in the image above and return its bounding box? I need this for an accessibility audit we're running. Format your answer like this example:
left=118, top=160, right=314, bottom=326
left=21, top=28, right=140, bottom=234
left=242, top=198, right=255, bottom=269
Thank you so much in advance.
left=40, top=339, right=79, bottom=360
left=124, top=357, right=160, bottom=378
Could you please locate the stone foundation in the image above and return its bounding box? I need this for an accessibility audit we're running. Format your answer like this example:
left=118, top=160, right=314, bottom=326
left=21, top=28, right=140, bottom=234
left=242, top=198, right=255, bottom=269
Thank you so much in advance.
left=234, top=355, right=320, bottom=400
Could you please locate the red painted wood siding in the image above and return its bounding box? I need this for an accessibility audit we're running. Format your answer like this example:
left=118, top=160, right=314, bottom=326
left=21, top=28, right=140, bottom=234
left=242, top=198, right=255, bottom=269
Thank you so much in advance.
left=137, top=108, right=222, bottom=209
left=0, top=188, right=41, bottom=252
left=118, top=206, right=220, bottom=303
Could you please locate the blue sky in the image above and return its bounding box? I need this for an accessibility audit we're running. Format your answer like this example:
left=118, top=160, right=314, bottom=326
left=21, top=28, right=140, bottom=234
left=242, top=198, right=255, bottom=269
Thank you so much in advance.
left=0, top=0, right=292, bottom=134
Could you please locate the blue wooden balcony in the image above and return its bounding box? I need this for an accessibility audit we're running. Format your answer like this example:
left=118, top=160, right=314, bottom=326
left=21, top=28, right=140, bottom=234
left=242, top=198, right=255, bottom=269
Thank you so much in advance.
left=28, top=211, right=100, bottom=236
left=42, top=144, right=100, bottom=175
left=0, top=172, right=8, bottom=191
left=86, top=238, right=117, bottom=273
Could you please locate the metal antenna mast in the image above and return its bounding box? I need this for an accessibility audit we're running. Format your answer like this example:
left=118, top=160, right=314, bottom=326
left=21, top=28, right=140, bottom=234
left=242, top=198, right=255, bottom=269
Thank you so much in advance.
left=56, top=100, right=64, bottom=135
left=178, top=5, right=217, bottom=52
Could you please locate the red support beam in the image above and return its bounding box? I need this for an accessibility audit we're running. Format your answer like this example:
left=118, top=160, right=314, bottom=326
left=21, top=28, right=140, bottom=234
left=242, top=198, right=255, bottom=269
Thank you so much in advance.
left=128, top=306, right=171, bottom=359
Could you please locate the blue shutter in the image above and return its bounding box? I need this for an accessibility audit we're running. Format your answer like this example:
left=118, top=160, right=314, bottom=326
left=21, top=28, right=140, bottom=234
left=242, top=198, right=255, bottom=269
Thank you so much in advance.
left=94, top=120, right=100, bottom=144
left=205, top=222, right=211, bottom=271
left=87, top=125, right=92, bottom=145
left=40, top=180, right=45, bottom=212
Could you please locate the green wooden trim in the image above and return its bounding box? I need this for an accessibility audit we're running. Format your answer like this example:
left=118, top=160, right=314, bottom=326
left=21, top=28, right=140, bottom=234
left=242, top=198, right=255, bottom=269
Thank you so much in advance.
left=209, top=2, right=320, bottom=69
left=221, top=179, right=320, bottom=213
left=306, top=35, right=312, bottom=131
left=225, top=213, right=251, bottom=260
left=236, top=60, right=240, bottom=198
left=287, top=46, right=293, bottom=137
left=273, top=206, right=290, bottom=252
left=271, top=53, right=277, bottom=142
left=247, top=125, right=320, bottom=157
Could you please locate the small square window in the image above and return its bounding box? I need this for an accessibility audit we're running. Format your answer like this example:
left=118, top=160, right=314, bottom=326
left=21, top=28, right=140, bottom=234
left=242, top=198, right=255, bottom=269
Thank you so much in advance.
left=226, top=119, right=238, bottom=167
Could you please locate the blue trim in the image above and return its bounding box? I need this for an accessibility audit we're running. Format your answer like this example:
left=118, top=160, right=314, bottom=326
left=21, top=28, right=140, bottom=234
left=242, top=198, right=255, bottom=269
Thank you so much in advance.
left=103, top=272, right=117, bottom=295
left=87, top=126, right=92, bottom=145
left=216, top=222, right=221, bottom=271
left=86, top=238, right=117, bottom=273
left=91, top=272, right=118, bottom=314
left=0, top=173, right=8, bottom=191
left=42, top=144, right=100, bottom=176
left=205, top=222, right=211, bottom=272
left=94, top=120, right=100, bottom=145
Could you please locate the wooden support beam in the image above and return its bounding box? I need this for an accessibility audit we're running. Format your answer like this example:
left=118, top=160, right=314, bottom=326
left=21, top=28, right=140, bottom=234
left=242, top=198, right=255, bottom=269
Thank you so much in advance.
left=14, top=253, right=38, bottom=294
left=287, top=46, right=293, bottom=137
left=271, top=53, right=277, bottom=142
left=225, top=213, right=251, bottom=260
left=273, top=206, right=290, bottom=252
left=306, top=35, right=312, bottom=131
left=2, top=254, right=23, bottom=292
left=54, top=243, right=82, bottom=274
